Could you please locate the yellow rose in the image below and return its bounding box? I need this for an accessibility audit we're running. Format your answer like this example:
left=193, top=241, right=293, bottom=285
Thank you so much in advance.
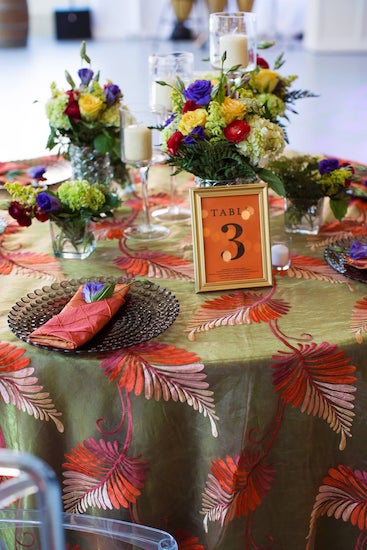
left=221, top=97, right=246, bottom=125
left=79, top=93, right=104, bottom=121
left=178, top=108, right=207, bottom=136
left=252, top=69, right=279, bottom=93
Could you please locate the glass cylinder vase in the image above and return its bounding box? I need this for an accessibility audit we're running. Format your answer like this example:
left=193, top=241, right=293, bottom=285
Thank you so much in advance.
left=284, top=197, right=324, bottom=235
left=49, top=218, right=96, bottom=260
left=69, top=144, right=112, bottom=186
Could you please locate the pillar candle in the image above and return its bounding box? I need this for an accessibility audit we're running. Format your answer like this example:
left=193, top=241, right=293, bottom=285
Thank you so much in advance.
left=151, top=77, right=175, bottom=112
left=219, top=33, right=249, bottom=69
left=124, top=124, right=152, bottom=163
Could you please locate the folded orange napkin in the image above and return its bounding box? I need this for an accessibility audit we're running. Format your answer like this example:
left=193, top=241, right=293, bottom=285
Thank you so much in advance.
left=27, top=283, right=130, bottom=350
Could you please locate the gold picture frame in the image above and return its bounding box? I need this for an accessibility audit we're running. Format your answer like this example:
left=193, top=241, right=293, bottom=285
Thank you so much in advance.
left=190, top=183, right=273, bottom=292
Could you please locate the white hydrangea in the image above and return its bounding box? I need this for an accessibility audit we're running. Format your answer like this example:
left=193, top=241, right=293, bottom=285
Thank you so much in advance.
left=237, top=115, right=285, bottom=166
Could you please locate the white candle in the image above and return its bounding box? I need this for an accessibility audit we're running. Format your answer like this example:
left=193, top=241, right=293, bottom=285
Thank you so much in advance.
left=124, top=124, right=152, bottom=163
left=151, top=78, right=174, bottom=112
left=271, top=243, right=290, bottom=268
left=219, top=33, right=249, bottom=69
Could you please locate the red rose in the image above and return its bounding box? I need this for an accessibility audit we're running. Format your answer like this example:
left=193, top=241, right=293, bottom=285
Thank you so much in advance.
left=8, top=201, right=32, bottom=226
left=223, top=120, right=251, bottom=144
left=182, top=100, right=201, bottom=113
left=256, top=56, right=269, bottom=69
left=34, top=205, right=49, bottom=222
left=167, top=131, right=184, bottom=155
left=64, top=90, right=81, bottom=122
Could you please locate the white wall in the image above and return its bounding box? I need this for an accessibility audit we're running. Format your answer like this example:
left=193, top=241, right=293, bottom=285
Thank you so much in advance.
left=27, top=0, right=306, bottom=40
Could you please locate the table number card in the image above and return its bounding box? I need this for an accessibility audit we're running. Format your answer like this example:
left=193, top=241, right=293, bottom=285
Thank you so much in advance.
left=190, top=183, right=273, bottom=292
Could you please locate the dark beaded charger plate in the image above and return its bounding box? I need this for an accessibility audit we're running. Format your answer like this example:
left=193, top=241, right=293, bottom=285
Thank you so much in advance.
left=7, top=277, right=180, bottom=353
left=324, top=235, right=367, bottom=284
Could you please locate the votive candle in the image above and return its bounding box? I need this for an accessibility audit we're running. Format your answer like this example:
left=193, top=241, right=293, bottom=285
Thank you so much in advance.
left=219, top=33, right=249, bottom=69
left=124, top=124, right=152, bottom=163
left=271, top=243, right=291, bottom=270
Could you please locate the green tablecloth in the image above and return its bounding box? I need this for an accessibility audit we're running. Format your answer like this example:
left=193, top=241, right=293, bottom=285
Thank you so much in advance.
left=1, top=163, right=367, bottom=549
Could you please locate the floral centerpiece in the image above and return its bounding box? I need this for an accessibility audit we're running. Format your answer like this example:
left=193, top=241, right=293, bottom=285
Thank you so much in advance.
left=44, top=41, right=128, bottom=186
left=158, top=50, right=314, bottom=194
left=268, top=154, right=352, bottom=233
left=4, top=180, right=120, bottom=259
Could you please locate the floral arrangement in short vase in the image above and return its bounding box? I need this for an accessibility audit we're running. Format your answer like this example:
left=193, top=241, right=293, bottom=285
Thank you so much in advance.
left=268, top=154, right=352, bottom=234
left=4, top=180, right=120, bottom=259
left=158, top=50, right=314, bottom=194
left=160, top=62, right=286, bottom=195
left=44, top=41, right=128, bottom=187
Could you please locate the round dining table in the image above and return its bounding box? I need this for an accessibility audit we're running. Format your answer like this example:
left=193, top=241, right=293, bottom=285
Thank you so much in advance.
left=0, top=157, right=367, bottom=550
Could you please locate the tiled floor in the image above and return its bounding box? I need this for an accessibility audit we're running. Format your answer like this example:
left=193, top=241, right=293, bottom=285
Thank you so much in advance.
left=0, top=34, right=366, bottom=164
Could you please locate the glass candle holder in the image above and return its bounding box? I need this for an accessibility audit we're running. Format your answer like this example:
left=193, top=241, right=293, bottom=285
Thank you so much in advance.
left=209, top=12, right=257, bottom=73
left=149, top=51, right=194, bottom=114
left=271, top=235, right=291, bottom=271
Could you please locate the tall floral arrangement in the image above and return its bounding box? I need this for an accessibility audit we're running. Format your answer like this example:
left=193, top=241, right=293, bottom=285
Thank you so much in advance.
left=45, top=42, right=123, bottom=165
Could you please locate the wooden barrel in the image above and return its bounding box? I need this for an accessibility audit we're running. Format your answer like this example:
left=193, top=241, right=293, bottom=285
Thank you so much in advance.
left=0, top=0, right=29, bottom=48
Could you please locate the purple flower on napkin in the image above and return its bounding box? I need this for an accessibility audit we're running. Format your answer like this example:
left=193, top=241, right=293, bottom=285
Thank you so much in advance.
left=104, top=83, right=121, bottom=106
left=36, top=192, right=61, bottom=213
left=78, top=68, right=94, bottom=86
left=318, top=158, right=340, bottom=175
left=184, top=80, right=212, bottom=106
left=349, top=240, right=367, bottom=260
left=28, top=165, right=46, bottom=179
left=82, top=282, right=115, bottom=303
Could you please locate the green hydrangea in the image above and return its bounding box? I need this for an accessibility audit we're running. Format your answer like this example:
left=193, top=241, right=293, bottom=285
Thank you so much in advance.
left=45, top=93, right=71, bottom=131
left=4, top=182, right=38, bottom=207
left=236, top=115, right=285, bottom=166
left=320, top=167, right=351, bottom=196
left=257, top=93, right=286, bottom=118
left=205, top=101, right=226, bottom=140
left=100, top=102, right=120, bottom=127
left=57, top=180, right=106, bottom=212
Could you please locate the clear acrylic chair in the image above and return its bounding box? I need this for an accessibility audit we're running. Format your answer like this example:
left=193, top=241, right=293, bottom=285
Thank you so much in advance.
left=0, top=449, right=178, bottom=549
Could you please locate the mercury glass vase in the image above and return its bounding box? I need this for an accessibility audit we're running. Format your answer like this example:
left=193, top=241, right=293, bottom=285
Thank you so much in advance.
left=194, top=177, right=248, bottom=187
left=284, top=197, right=324, bottom=235
left=69, top=144, right=112, bottom=186
left=49, top=218, right=96, bottom=260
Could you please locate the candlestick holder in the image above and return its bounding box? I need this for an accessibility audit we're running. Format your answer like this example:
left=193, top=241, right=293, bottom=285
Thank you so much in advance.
left=209, top=12, right=257, bottom=78
left=120, top=106, right=170, bottom=242
left=149, top=51, right=194, bottom=223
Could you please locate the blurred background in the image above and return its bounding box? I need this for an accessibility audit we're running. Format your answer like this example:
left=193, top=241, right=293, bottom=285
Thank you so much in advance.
left=0, top=0, right=366, bottom=163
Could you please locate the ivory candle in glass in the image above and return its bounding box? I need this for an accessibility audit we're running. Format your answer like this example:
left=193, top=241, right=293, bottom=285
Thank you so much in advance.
left=219, top=33, right=249, bottom=69
left=151, top=77, right=175, bottom=112
left=271, top=237, right=291, bottom=271
left=124, top=124, right=152, bottom=163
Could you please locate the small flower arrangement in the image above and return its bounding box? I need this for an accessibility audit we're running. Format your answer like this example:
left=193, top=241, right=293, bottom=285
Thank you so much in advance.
left=268, top=154, right=352, bottom=221
left=45, top=41, right=123, bottom=161
left=4, top=179, right=120, bottom=227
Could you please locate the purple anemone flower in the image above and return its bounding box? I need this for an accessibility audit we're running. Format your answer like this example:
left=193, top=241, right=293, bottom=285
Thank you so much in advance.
left=183, top=126, right=205, bottom=145
left=318, top=158, right=340, bottom=175
left=184, top=80, right=212, bottom=106
left=78, top=68, right=94, bottom=86
left=35, top=192, right=61, bottom=213
left=104, top=83, right=121, bottom=106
